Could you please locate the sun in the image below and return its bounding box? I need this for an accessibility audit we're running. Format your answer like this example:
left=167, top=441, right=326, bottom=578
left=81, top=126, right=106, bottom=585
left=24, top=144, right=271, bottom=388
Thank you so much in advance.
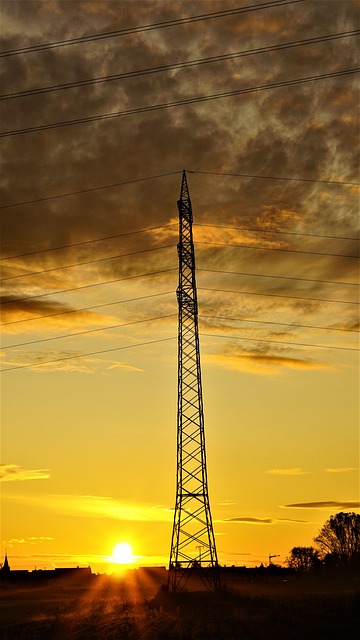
left=112, top=542, right=134, bottom=565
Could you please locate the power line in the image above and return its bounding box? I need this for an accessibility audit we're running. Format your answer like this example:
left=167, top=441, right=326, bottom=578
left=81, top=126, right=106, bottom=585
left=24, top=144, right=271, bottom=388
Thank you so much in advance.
left=203, top=333, right=358, bottom=352
left=0, top=336, right=177, bottom=372
left=0, top=172, right=181, bottom=211
left=196, top=241, right=359, bottom=259
left=1, top=327, right=357, bottom=373
left=1, top=291, right=174, bottom=326
left=199, top=314, right=359, bottom=333
left=1, top=169, right=357, bottom=211
left=4, top=311, right=357, bottom=352
left=1, top=68, right=358, bottom=138
left=0, top=1, right=304, bottom=57
left=198, top=287, right=359, bottom=305
left=2, top=249, right=358, bottom=286
left=198, top=268, right=358, bottom=287
left=194, top=223, right=359, bottom=241
left=2, top=269, right=357, bottom=309
left=1, top=222, right=356, bottom=262
left=0, top=224, right=177, bottom=260
left=2, top=314, right=177, bottom=349
left=1, top=235, right=358, bottom=285
left=2, top=302, right=356, bottom=342
left=0, top=268, right=177, bottom=306
left=2, top=29, right=356, bottom=101
left=0, top=244, right=176, bottom=281
left=189, top=170, right=359, bottom=187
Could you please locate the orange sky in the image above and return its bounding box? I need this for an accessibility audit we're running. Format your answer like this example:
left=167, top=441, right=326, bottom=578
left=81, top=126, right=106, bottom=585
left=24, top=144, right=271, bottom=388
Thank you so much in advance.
left=1, top=0, right=359, bottom=573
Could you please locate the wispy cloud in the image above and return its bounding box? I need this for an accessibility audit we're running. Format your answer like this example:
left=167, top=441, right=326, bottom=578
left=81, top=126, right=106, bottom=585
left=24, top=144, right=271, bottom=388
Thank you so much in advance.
left=225, top=517, right=273, bottom=524
left=204, top=350, right=330, bottom=375
left=218, top=516, right=307, bottom=524
left=0, top=464, right=50, bottom=482
left=266, top=468, right=311, bottom=476
left=284, top=501, right=360, bottom=510
left=6, top=493, right=172, bottom=522
left=325, top=468, right=358, bottom=474
left=5, top=537, right=53, bottom=546
left=106, top=362, right=144, bottom=373
left=1, top=350, right=100, bottom=374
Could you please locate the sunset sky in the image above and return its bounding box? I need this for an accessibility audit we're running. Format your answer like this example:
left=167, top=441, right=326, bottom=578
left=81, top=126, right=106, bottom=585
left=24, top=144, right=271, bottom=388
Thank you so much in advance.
left=1, top=0, right=359, bottom=574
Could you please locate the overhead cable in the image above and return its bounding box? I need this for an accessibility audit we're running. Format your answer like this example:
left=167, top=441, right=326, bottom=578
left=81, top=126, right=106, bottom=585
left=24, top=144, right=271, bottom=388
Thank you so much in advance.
left=1, top=302, right=359, bottom=338
left=198, top=268, right=358, bottom=287
left=3, top=312, right=357, bottom=352
left=2, top=29, right=357, bottom=101
left=1, top=328, right=357, bottom=373
left=199, top=314, right=359, bottom=333
left=2, top=262, right=356, bottom=288
left=3, top=314, right=177, bottom=349
left=1, top=170, right=356, bottom=213
left=198, top=287, right=359, bottom=305
left=0, top=291, right=174, bottom=326
left=0, top=1, right=304, bottom=57
left=194, top=224, right=358, bottom=240
left=189, top=170, right=359, bottom=187
left=0, top=337, right=177, bottom=372
left=0, top=244, right=176, bottom=281
left=0, top=268, right=177, bottom=305
left=1, top=68, right=358, bottom=138
left=196, top=241, right=359, bottom=259
left=1, top=222, right=357, bottom=260
left=2, top=248, right=358, bottom=284
left=0, top=172, right=181, bottom=211
left=1, top=277, right=356, bottom=308
left=0, top=224, right=177, bottom=260
left=203, top=333, right=358, bottom=352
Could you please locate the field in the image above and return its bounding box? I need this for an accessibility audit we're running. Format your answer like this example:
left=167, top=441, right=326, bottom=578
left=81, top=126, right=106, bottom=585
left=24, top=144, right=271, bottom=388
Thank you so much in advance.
left=0, top=571, right=359, bottom=639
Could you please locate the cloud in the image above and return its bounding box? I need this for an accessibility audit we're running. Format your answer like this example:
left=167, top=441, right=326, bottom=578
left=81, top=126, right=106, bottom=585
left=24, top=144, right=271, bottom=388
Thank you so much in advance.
left=0, top=296, right=115, bottom=334
left=5, top=537, right=53, bottom=546
left=5, top=553, right=105, bottom=567
left=266, top=468, right=311, bottom=476
left=106, top=361, right=144, bottom=373
left=6, top=493, right=172, bottom=523
left=1, top=0, right=358, bottom=357
left=204, top=350, right=330, bottom=375
left=0, top=464, right=50, bottom=482
left=284, top=501, right=360, bottom=510
left=0, top=0, right=357, bottom=386
left=1, top=350, right=100, bottom=373
left=2, top=349, right=149, bottom=374
left=225, top=517, right=273, bottom=524
left=219, top=516, right=307, bottom=524
left=325, top=468, right=358, bottom=474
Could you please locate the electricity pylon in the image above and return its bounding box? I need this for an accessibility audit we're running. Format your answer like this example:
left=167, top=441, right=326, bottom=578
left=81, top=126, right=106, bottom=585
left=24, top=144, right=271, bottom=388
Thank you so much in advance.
left=168, top=170, right=219, bottom=592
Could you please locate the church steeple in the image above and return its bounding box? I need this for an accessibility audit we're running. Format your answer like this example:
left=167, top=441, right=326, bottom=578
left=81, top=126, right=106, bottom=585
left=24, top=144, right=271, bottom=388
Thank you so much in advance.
left=1, top=552, right=10, bottom=575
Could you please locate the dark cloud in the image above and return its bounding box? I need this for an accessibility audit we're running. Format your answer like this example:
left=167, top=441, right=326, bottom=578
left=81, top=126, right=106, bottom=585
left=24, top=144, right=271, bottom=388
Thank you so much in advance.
left=221, top=516, right=307, bottom=524
left=284, top=501, right=360, bottom=509
left=1, top=0, right=358, bottom=369
left=227, top=517, right=273, bottom=524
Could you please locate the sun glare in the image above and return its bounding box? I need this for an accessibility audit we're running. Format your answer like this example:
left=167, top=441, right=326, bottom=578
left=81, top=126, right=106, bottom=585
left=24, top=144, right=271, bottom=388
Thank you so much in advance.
left=112, top=542, right=134, bottom=565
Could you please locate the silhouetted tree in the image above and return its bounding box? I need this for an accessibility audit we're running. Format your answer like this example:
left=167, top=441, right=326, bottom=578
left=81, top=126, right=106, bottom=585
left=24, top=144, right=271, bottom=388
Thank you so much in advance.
left=314, top=512, right=360, bottom=565
left=287, top=546, right=319, bottom=572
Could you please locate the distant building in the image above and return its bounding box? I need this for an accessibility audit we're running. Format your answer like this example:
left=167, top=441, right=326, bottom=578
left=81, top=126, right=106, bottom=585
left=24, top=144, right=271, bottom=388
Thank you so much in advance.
left=0, top=553, right=10, bottom=581
left=0, top=554, right=93, bottom=584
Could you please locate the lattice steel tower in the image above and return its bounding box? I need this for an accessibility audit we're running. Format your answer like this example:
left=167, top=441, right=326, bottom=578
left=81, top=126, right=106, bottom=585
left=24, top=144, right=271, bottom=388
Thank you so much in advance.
left=168, top=170, right=219, bottom=592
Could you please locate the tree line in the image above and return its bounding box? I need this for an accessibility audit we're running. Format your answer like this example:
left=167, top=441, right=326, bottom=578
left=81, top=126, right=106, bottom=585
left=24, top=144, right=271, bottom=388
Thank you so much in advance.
left=287, top=512, right=360, bottom=572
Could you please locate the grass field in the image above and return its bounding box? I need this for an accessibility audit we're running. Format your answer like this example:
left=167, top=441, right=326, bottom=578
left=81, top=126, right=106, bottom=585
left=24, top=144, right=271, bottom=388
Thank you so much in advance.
left=1, top=571, right=359, bottom=639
